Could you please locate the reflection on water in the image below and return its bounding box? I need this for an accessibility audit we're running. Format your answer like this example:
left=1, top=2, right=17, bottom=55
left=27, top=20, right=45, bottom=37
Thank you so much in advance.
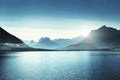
left=0, top=51, right=120, bottom=80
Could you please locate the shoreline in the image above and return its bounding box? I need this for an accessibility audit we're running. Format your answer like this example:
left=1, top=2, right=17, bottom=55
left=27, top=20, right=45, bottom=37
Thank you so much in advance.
left=0, top=48, right=114, bottom=52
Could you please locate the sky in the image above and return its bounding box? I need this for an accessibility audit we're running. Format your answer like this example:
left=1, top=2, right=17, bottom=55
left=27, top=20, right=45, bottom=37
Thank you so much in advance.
left=0, top=0, right=120, bottom=41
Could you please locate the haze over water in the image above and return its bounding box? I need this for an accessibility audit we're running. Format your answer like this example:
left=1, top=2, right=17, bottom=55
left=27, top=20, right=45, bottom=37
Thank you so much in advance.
left=0, top=51, right=120, bottom=80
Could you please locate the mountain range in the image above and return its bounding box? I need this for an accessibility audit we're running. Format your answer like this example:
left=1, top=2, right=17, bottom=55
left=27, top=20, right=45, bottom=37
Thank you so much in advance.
left=63, top=25, right=120, bottom=50
left=1, top=25, right=120, bottom=51
left=26, top=36, right=85, bottom=49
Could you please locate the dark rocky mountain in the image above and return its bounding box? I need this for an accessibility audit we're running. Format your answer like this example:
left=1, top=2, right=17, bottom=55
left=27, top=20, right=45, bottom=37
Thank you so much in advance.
left=83, top=25, right=120, bottom=48
left=0, top=27, right=23, bottom=43
left=63, top=25, right=120, bottom=50
left=0, top=27, right=30, bottom=50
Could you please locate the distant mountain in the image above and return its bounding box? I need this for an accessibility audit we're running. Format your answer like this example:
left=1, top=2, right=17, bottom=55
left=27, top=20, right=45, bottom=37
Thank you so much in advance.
left=61, top=43, right=96, bottom=50
left=23, top=40, right=37, bottom=48
left=36, top=37, right=58, bottom=49
left=34, top=36, right=85, bottom=49
left=63, top=25, right=120, bottom=50
left=0, top=27, right=30, bottom=50
left=54, top=36, right=84, bottom=46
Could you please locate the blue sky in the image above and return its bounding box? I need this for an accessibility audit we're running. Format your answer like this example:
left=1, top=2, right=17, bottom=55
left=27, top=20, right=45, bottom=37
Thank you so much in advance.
left=0, top=0, right=120, bottom=40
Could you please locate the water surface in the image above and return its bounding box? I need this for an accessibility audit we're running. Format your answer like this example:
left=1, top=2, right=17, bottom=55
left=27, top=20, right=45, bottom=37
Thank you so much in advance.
left=0, top=51, right=120, bottom=80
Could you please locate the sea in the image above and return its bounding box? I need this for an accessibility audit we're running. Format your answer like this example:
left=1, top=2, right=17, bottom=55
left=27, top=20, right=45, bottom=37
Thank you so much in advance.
left=0, top=51, right=120, bottom=80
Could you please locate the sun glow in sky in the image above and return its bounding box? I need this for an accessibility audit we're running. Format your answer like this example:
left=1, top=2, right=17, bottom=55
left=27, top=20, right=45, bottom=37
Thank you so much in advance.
left=5, top=27, right=89, bottom=41
left=0, top=0, right=120, bottom=41
left=3, top=18, right=120, bottom=41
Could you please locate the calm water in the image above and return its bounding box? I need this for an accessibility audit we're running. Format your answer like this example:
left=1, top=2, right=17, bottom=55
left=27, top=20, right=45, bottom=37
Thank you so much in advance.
left=0, top=51, right=120, bottom=80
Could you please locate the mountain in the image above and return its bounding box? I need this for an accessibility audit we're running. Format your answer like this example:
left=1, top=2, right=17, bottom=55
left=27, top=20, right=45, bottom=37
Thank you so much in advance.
left=83, top=25, right=120, bottom=48
left=63, top=25, right=120, bottom=50
left=34, top=36, right=85, bottom=49
left=0, top=27, right=30, bottom=50
left=54, top=36, right=85, bottom=46
left=61, top=43, right=96, bottom=50
left=0, top=27, right=23, bottom=43
left=36, top=37, right=58, bottom=49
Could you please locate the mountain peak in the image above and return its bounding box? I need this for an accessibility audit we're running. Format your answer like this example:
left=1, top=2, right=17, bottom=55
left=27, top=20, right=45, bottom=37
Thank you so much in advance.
left=97, top=25, right=117, bottom=32
left=0, top=27, right=5, bottom=31
left=100, top=25, right=107, bottom=28
left=0, top=27, right=24, bottom=43
left=0, top=27, right=9, bottom=35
